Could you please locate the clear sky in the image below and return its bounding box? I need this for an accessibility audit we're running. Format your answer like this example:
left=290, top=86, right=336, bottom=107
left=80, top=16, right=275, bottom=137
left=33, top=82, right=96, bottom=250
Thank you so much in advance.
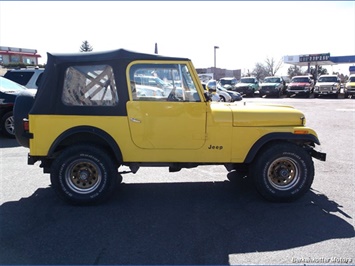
left=1, top=1, right=354, bottom=75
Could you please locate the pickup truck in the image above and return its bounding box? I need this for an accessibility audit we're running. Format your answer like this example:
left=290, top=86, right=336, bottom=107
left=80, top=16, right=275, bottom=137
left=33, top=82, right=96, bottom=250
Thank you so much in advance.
left=314, top=75, right=341, bottom=98
left=14, top=49, right=326, bottom=205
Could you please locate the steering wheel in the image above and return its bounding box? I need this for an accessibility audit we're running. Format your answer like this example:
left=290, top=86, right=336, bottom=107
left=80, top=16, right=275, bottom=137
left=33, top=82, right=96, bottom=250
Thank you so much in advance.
left=167, top=89, right=180, bottom=101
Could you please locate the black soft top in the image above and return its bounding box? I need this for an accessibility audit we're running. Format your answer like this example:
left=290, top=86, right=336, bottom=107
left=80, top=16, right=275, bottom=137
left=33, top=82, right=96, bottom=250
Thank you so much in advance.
left=31, top=49, right=190, bottom=116
left=47, top=48, right=189, bottom=64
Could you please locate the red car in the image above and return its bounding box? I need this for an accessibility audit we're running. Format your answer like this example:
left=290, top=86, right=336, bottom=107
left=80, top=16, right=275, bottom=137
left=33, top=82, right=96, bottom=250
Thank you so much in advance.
left=286, top=75, right=314, bottom=98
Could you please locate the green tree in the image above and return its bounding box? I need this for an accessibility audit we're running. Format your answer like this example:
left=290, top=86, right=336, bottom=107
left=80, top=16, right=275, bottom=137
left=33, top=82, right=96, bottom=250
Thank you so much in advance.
left=251, top=62, right=268, bottom=81
left=80, top=40, right=93, bottom=52
left=251, top=57, right=283, bottom=81
left=287, top=65, right=305, bottom=78
left=310, top=65, right=328, bottom=80
left=264, top=57, right=283, bottom=76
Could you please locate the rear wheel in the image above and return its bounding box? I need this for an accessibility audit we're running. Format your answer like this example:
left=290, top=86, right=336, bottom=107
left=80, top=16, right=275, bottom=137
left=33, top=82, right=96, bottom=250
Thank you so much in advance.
left=1, top=111, right=15, bottom=138
left=50, top=144, right=118, bottom=205
left=249, top=142, right=314, bottom=202
left=219, top=95, right=226, bottom=102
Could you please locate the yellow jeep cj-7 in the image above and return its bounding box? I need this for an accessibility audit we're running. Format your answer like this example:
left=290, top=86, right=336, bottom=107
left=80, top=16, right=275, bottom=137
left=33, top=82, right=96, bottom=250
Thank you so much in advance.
left=14, top=49, right=326, bottom=205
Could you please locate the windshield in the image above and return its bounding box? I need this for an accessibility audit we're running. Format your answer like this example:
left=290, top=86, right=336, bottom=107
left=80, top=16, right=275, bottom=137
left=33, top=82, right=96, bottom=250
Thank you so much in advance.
left=240, top=78, right=256, bottom=83
left=349, top=77, right=355, bottom=82
left=264, top=77, right=281, bottom=83
left=292, top=77, right=310, bottom=83
left=318, top=76, right=338, bottom=83
left=0, top=77, right=27, bottom=92
left=220, top=79, right=236, bottom=85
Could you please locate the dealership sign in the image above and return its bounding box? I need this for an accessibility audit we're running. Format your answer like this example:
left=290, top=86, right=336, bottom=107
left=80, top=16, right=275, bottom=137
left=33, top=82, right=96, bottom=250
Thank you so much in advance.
left=299, top=53, right=330, bottom=62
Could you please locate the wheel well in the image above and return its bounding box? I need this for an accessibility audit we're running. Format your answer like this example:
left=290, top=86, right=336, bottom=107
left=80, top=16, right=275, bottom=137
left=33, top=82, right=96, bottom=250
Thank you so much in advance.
left=44, top=127, right=123, bottom=171
left=244, top=133, right=319, bottom=164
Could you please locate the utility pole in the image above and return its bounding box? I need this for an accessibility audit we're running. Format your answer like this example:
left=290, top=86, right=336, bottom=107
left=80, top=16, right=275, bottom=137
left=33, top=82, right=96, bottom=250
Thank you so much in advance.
left=154, top=43, right=158, bottom=54
left=214, top=46, right=219, bottom=79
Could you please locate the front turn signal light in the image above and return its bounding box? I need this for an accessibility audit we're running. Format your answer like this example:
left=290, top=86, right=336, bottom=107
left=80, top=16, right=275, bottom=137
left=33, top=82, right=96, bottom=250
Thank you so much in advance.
left=294, top=130, right=309, bottom=135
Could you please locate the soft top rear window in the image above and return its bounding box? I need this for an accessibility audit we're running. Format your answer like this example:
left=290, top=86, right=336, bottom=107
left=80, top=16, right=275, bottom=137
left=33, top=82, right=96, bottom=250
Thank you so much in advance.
left=62, top=65, right=118, bottom=106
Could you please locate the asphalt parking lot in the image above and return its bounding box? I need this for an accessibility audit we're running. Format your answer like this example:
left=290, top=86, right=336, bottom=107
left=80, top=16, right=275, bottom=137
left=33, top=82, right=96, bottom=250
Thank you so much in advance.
left=0, top=97, right=354, bottom=265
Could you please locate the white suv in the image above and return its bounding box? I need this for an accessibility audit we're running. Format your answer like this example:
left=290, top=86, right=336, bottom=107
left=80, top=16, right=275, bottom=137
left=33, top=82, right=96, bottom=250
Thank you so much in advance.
left=4, top=67, right=44, bottom=89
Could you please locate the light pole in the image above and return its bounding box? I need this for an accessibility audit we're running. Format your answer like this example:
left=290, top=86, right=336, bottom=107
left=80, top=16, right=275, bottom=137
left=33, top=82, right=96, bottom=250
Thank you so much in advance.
left=214, top=46, right=219, bottom=79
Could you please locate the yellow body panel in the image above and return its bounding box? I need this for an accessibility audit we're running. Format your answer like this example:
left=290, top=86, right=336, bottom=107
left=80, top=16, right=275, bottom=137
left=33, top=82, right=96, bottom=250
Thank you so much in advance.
left=29, top=101, right=318, bottom=163
left=27, top=57, right=320, bottom=164
left=126, top=101, right=207, bottom=149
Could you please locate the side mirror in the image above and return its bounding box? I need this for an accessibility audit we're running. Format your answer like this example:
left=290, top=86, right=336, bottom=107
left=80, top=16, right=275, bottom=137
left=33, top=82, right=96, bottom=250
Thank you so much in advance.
left=204, top=91, right=212, bottom=101
left=207, top=83, right=217, bottom=92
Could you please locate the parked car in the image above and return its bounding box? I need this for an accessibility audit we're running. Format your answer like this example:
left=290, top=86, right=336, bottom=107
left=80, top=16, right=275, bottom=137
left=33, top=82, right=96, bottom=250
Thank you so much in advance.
left=344, top=74, right=355, bottom=98
left=135, top=85, right=165, bottom=98
left=13, top=49, right=326, bottom=205
left=219, top=77, right=238, bottom=89
left=286, top=75, right=314, bottom=98
left=0, top=77, right=36, bottom=137
left=234, top=77, right=259, bottom=97
left=217, top=85, right=243, bottom=102
left=4, top=67, right=44, bottom=89
left=134, top=75, right=172, bottom=90
left=206, top=80, right=232, bottom=102
left=314, top=75, right=341, bottom=98
left=259, top=76, right=285, bottom=98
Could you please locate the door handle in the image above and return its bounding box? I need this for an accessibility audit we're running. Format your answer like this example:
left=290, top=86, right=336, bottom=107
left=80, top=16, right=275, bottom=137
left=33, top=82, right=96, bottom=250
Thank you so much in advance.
left=130, top=118, right=141, bottom=123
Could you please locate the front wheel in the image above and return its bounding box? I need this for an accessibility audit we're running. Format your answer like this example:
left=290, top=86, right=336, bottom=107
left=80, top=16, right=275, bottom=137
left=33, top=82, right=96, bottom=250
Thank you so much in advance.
left=249, top=142, right=314, bottom=202
left=50, top=144, right=118, bottom=205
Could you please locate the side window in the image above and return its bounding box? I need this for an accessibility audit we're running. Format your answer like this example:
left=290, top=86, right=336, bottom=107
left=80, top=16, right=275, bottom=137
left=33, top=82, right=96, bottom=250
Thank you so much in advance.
left=4, top=71, right=33, bottom=86
left=36, top=72, right=43, bottom=87
left=62, top=65, right=118, bottom=106
left=129, top=63, right=201, bottom=102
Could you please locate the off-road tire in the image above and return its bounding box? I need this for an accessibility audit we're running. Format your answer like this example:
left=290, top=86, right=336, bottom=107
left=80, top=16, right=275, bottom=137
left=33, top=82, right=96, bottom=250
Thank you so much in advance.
left=249, top=142, right=314, bottom=202
left=50, top=144, right=118, bottom=205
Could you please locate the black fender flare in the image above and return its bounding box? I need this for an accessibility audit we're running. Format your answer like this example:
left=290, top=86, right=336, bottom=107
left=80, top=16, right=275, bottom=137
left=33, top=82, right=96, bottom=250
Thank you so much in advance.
left=48, top=126, right=123, bottom=164
left=244, top=132, right=320, bottom=163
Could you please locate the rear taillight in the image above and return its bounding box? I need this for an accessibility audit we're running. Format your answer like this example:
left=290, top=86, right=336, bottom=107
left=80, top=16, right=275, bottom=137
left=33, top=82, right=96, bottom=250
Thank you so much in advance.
left=23, top=118, right=29, bottom=131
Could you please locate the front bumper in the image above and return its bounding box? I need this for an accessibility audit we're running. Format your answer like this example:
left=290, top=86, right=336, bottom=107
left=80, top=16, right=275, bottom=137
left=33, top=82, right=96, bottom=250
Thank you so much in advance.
left=287, top=90, right=311, bottom=97
left=345, top=88, right=355, bottom=96
left=235, top=87, right=253, bottom=95
left=259, top=88, right=279, bottom=96
left=310, top=148, right=326, bottom=161
left=314, top=86, right=339, bottom=95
